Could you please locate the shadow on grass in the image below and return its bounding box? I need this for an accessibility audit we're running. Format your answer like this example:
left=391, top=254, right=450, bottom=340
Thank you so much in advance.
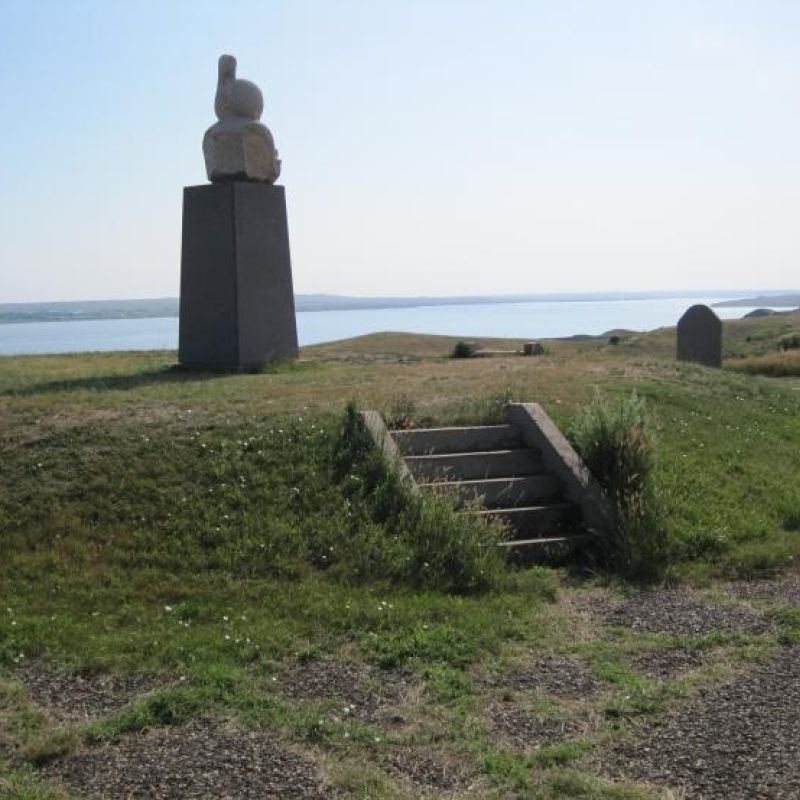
left=1, top=362, right=307, bottom=397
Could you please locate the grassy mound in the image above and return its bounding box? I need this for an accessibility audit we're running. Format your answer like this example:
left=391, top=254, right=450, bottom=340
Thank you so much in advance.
left=2, top=317, right=800, bottom=797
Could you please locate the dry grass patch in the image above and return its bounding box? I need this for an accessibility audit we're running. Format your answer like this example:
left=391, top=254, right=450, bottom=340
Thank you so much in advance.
left=727, top=350, right=800, bottom=377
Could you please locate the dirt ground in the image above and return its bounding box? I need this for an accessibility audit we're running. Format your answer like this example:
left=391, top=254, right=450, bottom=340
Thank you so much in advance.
left=12, top=572, right=800, bottom=799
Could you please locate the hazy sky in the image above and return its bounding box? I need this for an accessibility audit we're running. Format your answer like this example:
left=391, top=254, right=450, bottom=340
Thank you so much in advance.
left=1, top=0, right=798, bottom=302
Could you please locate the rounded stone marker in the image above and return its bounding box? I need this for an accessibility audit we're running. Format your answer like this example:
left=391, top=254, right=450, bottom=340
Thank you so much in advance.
left=676, top=304, right=722, bottom=368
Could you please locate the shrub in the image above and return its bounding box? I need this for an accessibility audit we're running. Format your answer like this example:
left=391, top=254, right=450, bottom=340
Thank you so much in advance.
left=451, top=340, right=475, bottom=359
left=608, top=335, right=621, bottom=346
left=445, top=387, right=514, bottom=426
left=333, top=403, right=506, bottom=593
left=570, top=392, right=666, bottom=581
left=779, top=333, right=800, bottom=351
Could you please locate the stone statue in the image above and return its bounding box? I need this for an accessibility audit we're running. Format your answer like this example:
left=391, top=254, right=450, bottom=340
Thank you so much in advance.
left=202, top=55, right=281, bottom=184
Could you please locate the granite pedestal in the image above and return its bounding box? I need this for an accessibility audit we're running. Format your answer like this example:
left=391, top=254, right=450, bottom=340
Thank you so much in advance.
left=179, top=182, right=298, bottom=370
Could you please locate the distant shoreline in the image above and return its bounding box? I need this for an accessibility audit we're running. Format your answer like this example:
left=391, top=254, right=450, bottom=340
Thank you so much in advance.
left=2, top=290, right=797, bottom=325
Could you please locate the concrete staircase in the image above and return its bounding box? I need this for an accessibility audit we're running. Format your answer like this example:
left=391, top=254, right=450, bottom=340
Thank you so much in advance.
left=362, top=403, right=612, bottom=550
left=391, top=422, right=588, bottom=547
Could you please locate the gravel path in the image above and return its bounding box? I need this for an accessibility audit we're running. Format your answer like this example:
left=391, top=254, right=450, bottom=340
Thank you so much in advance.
left=603, top=588, right=771, bottom=636
left=19, top=664, right=163, bottom=722
left=43, top=720, right=330, bottom=799
left=604, top=645, right=800, bottom=799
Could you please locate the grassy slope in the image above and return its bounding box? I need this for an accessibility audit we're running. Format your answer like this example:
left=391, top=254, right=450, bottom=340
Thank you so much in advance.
left=1, top=315, right=800, bottom=798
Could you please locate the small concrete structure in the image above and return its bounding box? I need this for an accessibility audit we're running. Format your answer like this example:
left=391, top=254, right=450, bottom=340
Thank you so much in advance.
left=524, top=342, right=545, bottom=356
left=179, top=55, right=298, bottom=370
left=677, top=304, right=722, bottom=368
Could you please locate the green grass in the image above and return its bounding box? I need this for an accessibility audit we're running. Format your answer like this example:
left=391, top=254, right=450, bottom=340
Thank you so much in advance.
left=1, top=316, right=800, bottom=797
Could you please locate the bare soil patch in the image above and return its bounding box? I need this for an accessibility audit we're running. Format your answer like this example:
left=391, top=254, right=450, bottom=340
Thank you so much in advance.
left=603, top=588, right=771, bottom=637
left=603, top=645, right=800, bottom=799
left=19, top=664, right=164, bottom=722
left=485, top=656, right=600, bottom=698
left=384, top=746, right=475, bottom=794
left=276, top=660, right=415, bottom=724
left=629, top=648, right=707, bottom=679
left=489, top=703, right=586, bottom=750
left=722, top=572, right=800, bottom=607
left=43, top=719, right=329, bottom=799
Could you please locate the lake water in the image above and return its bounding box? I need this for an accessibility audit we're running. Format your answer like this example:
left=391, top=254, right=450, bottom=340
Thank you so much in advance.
left=0, top=297, right=779, bottom=356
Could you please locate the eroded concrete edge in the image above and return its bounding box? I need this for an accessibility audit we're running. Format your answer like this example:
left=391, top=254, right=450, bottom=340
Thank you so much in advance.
left=507, top=402, right=614, bottom=536
left=360, top=410, right=418, bottom=492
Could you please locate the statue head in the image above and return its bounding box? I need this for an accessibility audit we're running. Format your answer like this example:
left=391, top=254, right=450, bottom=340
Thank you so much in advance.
left=218, top=54, right=237, bottom=81
left=215, top=53, right=264, bottom=121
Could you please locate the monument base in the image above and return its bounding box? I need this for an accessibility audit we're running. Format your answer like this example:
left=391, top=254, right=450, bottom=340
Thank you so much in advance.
left=179, top=182, right=298, bottom=370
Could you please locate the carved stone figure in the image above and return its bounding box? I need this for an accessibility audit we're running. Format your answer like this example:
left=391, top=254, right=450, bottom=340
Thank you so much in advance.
left=202, top=55, right=281, bottom=183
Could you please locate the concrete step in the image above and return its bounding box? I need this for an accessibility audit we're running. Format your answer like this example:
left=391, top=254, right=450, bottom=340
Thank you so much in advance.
left=498, top=533, right=595, bottom=547
left=405, top=448, right=544, bottom=481
left=392, top=424, right=523, bottom=456
left=477, top=502, right=580, bottom=536
left=420, top=474, right=559, bottom=508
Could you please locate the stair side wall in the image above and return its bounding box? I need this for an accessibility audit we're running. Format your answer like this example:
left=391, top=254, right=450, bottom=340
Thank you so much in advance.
left=506, top=403, right=614, bottom=537
left=360, top=411, right=418, bottom=491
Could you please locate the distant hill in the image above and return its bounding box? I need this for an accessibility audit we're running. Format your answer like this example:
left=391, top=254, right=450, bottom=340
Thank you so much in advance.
left=2, top=294, right=565, bottom=324
left=1, top=295, right=548, bottom=324
left=2, top=289, right=797, bottom=324
left=0, top=298, right=179, bottom=324
left=713, top=294, right=800, bottom=308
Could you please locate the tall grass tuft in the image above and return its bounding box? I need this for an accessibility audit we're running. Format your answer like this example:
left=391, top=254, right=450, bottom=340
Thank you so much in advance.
left=570, top=392, right=666, bottom=582
left=728, top=350, right=800, bottom=377
left=333, top=403, right=507, bottom=593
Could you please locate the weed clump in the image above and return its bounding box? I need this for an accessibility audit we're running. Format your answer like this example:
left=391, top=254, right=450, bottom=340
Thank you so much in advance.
left=451, top=341, right=476, bottom=359
left=385, top=393, right=416, bottom=429
left=570, top=392, right=666, bottom=582
left=333, top=403, right=506, bottom=593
